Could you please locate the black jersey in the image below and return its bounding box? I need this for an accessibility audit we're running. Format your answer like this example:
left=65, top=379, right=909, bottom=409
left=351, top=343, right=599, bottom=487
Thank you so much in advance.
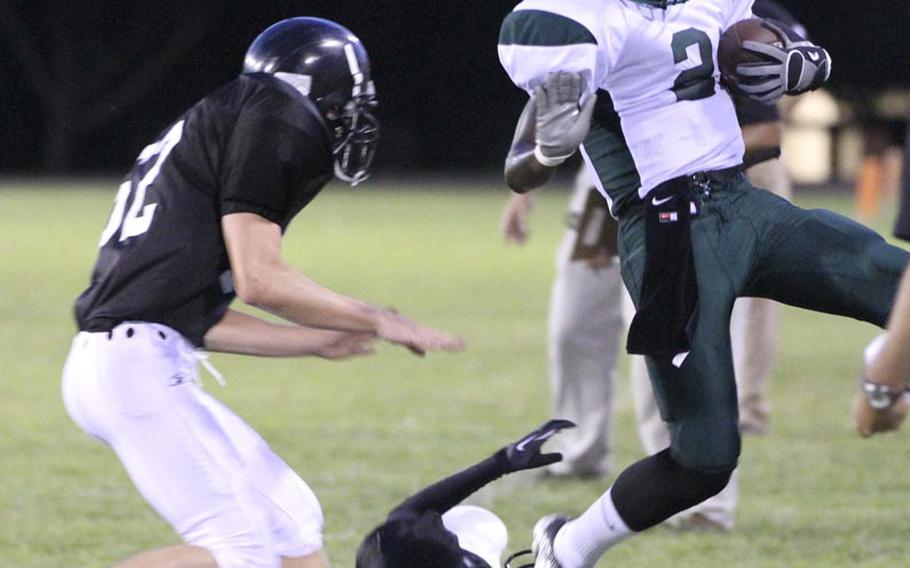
left=358, top=450, right=512, bottom=567
left=75, top=74, right=333, bottom=346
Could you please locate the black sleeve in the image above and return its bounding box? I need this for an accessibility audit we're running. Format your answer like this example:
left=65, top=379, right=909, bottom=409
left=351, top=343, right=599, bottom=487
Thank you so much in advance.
left=386, top=450, right=512, bottom=522
left=752, top=0, right=807, bottom=38
left=219, top=101, right=322, bottom=225
left=734, top=94, right=780, bottom=126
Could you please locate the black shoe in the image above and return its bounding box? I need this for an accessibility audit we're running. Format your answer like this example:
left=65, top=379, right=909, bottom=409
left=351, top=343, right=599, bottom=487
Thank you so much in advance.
left=531, top=514, right=569, bottom=568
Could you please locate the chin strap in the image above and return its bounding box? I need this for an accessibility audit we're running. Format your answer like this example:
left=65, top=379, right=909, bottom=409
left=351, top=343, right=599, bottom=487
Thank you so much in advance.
left=334, top=161, right=369, bottom=186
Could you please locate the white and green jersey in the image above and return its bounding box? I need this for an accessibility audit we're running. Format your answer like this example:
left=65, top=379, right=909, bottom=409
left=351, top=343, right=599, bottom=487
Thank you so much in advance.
left=499, top=0, right=753, bottom=213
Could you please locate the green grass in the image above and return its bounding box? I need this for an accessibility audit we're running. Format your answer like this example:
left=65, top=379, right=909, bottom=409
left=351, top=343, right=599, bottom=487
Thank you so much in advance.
left=0, top=180, right=906, bottom=567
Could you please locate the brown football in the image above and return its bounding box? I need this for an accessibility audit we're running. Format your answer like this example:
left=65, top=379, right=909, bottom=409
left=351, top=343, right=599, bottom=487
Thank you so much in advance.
left=718, top=18, right=783, bottom=80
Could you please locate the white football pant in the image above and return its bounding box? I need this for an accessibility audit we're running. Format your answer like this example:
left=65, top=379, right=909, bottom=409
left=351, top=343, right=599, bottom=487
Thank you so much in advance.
left=62, top=322, right=324, bottom=568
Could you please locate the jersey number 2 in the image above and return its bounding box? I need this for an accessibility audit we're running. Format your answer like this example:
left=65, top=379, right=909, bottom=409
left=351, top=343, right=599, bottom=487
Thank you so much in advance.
left=671, top=28, right=715, bottom=102
left=99, top=120, right=185, bottom=246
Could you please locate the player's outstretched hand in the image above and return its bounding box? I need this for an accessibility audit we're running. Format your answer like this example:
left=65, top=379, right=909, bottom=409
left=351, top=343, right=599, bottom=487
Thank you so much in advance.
left=503, top=419, right=576, bottom=472
left=375, top=309, right=465, bottom=356
left=501, top=193, right=533, bottom=244
left=852, top=388, right=909, bottom=438
left=533, top=72, right=597, bottom=166
left=315, top=331, right=377, bottom=360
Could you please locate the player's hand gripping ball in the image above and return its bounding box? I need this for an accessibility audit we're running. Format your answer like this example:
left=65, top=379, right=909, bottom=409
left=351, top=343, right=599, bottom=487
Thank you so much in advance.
left=718, top=19, right=784, bottom=98
left=718, top=19, right=783, bottom=74
left=719, top=18, right=830, bottom=104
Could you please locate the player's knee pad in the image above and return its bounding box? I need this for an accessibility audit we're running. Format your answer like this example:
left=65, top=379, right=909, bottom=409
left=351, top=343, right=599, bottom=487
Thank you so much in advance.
left=857, top=238, right=909, bottom=326
left=670, top=420, right=740, bottom=474
left=867, top=234, right=909, bottom=276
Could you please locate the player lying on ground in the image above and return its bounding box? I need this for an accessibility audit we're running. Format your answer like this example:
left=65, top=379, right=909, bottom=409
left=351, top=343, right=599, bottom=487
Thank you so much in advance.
left=63, top=17, right=462, bottom=568
left=356, top=420, right=575, bottom=568
left=497, top=1, right=908, bottom=566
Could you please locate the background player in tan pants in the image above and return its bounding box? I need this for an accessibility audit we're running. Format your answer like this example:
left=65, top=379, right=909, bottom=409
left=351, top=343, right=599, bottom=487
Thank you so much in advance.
left=501, top=168, right=622, bottom=478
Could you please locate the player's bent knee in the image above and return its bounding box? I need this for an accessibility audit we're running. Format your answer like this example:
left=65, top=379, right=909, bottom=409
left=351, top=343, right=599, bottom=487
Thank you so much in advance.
left=868, top=239, right=909, bottom=282
left=858, top=238, right=910, bottom=326
left=671, top=423, right=740, bottom=475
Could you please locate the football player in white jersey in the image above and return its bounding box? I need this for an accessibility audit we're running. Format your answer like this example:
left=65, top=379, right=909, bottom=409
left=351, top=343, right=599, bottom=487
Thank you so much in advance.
left=498, top=1, right=908, bottom=566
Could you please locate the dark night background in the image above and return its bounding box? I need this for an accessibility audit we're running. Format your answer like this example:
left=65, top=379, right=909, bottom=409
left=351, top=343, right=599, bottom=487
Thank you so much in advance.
left=0, top=0, right=907, bottom=175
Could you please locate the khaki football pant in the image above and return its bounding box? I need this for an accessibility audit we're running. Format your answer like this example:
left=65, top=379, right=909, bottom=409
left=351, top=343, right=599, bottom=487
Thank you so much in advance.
left=545, top=173, right=624, bottom=477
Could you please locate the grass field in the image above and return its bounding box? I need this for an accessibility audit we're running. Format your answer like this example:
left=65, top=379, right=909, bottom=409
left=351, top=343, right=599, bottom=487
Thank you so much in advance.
left=0, top=180, right=907, bottom=567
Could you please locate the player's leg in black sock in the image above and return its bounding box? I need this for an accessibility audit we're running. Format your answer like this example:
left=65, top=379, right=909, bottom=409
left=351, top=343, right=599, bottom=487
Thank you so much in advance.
left=611, top=449, right=733, bottom=531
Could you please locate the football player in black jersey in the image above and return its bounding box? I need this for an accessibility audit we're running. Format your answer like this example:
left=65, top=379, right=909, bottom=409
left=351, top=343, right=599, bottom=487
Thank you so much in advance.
left=63, top=17, right=463, bottom=568
left=356, top=420, right=575, bottom=568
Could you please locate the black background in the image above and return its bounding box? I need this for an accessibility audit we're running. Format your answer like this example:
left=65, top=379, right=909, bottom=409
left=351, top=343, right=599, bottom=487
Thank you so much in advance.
left=0, top=0, right=907, bottom=174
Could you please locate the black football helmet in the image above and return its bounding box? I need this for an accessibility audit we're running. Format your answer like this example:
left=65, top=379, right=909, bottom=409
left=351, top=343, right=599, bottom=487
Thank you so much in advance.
left=629, top=0, right=689, bottom=7
left=356, top=516, right=492, bottom=568
left=244, top=17, right=379, bottom=186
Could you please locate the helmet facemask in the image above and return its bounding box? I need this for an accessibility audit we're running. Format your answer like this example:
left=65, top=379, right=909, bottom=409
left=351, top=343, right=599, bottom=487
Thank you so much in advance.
left=327, top=84, right=379, bottom=186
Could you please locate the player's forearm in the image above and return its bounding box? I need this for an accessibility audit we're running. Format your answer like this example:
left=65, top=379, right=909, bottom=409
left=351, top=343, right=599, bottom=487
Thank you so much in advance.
left=504, top=149, right=557, bottom=193
left=240, top=261, right=383, bottom=334
left=741, top=121, right=782, bottom=151
left=203, top=308, right=352, bottom=357
left=504, top=94, right=558, bottom=192
left=387, top=451, right=511, bottom=521
left=866, top=267, right=910, bottom=389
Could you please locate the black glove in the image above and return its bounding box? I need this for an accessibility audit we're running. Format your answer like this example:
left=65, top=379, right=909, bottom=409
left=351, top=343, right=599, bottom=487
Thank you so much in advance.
left=736, top=19, right=831, bottom=103
left=503, top=419, right=576, bottom=472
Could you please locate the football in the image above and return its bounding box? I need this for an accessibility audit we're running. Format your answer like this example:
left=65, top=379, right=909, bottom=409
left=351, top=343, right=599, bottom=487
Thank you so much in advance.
left=717, top=18, right=783, bottom=83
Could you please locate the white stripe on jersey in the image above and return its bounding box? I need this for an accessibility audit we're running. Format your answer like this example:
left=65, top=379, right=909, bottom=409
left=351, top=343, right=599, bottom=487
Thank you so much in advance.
left=498, top=43, right=601, bottom=95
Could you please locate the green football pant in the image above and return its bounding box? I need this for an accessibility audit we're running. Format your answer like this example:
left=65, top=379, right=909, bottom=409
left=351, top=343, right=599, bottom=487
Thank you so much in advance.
left=619, top=174, right=909, bottom=473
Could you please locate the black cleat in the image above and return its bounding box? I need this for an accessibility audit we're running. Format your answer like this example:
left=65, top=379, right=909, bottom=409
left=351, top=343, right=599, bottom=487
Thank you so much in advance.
left=531, top=514, right=569, bottom=568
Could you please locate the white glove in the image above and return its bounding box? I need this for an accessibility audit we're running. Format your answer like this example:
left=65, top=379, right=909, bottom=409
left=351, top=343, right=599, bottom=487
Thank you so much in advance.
left=533, top=72, right=597, bottom=167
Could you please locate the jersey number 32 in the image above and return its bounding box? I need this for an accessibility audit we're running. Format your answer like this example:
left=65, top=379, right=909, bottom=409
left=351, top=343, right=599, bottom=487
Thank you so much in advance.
left=98, top=120, right=185, bottom=247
